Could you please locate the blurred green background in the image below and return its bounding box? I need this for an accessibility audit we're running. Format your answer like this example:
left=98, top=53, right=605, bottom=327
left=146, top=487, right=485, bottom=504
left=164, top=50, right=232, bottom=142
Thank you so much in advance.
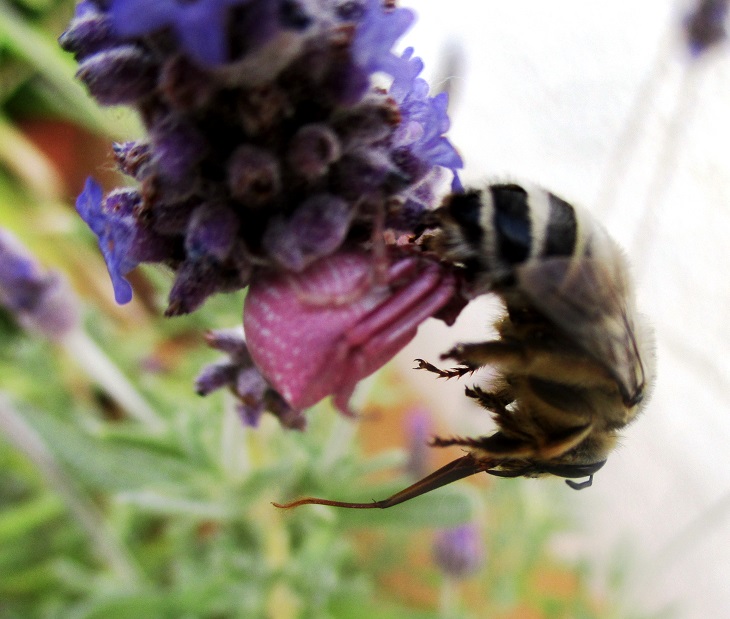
left=0, top=1, right=661, bottom=617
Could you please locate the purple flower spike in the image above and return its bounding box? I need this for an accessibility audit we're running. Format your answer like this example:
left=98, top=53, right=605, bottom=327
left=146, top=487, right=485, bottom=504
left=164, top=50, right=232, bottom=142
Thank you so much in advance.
left=108, top=0, right=250, bottom=66
left=433, top=524, right=485, bottom=579
left=243, top=250, right=457, bottom=415
left=63, top=0, right=467, bottom=424
left=76, top=178, right=136, bottom=304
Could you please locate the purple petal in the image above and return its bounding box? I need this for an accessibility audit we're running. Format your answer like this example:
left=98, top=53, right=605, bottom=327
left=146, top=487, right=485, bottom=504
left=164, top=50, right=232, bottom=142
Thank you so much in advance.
left=352, top=0, right=416, bottom=78
left=76, top=178, right=136, bottom=304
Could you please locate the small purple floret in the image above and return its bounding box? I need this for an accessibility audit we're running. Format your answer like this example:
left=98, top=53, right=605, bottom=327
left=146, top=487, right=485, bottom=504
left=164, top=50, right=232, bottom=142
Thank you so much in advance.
left=262, top=195, right=353, bottom=271
left=195, top=329, right=306, bottom=429
left=108, top=0, right=249, bottom=66
left=76, top=178, right=136, bottom=304
left=394, top=78, right=463, bottom=176
left=352, top=0, right=416, bottom=83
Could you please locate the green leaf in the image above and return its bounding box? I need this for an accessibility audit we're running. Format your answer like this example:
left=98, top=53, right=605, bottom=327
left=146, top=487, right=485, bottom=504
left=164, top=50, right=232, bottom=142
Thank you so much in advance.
left=0, top=494, right=65, bottom=543
left=0, top=0, right=132, bottom=137
left=14, top=0, right=56, bottom=13
left=67, top=581, right=225, bottom=619
left=21, top=406, right=206, bottom=492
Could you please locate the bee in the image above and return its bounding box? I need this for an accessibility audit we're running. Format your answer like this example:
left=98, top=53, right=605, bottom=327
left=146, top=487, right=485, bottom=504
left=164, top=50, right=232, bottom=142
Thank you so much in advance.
left=274, top=182, right=655, bottom=511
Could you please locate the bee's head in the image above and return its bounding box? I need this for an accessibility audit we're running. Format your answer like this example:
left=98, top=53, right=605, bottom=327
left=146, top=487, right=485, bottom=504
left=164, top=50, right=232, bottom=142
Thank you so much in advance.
left=459, top=428, right=610, bottom=490
left=486, top=458, right=607, bottom=490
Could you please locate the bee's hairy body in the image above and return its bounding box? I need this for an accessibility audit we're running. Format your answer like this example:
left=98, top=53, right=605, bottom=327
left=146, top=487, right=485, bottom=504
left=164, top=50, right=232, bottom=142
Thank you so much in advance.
left=424, top=182, right=655, bottom=487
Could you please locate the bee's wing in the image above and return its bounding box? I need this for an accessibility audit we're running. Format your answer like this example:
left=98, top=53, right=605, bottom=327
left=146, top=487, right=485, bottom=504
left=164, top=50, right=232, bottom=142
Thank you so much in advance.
left=515, top=252, right=646, bottom=403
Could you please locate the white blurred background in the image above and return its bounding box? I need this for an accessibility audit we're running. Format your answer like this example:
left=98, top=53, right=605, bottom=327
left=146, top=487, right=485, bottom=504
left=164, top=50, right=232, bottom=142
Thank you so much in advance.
left=394, top=2, right=730, bottom=617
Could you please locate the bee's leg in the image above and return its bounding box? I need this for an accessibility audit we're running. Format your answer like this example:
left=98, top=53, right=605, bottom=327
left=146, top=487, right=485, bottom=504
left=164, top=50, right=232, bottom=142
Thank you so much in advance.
left=464, top=385, right=513, bottom=412
left=414, top=358, right=478, bottom=379
left=431, top=432, right=534, bottom=458
left=443, top=341, right=617, bottom=391
left=430, top=435, right=489, bottom=450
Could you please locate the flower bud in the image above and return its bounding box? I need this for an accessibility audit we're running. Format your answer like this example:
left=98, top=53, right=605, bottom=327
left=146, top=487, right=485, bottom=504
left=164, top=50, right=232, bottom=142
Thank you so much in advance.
left=76, top=46, right=158, bottom=105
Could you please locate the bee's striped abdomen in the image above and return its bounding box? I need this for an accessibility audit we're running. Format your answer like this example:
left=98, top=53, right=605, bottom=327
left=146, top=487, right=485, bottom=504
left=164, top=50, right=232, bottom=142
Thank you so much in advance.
left=433, top=182, right=586, bottom=294
left=543, top=193, right=577, bottom=257
left=490, top=184, right=532, bottom=264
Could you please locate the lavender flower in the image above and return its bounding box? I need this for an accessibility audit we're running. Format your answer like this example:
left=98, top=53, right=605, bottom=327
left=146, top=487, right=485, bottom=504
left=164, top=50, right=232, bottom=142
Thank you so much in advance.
left=433, top=524, right=485, bottom=579
left=0, top=229, right=79, bottom=340
left=61, top=0, right=464, bottom=423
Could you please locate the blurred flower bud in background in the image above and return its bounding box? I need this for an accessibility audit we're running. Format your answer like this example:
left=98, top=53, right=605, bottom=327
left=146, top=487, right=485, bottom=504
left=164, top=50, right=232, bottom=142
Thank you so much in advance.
left=0, top=228, right=79, bottom=340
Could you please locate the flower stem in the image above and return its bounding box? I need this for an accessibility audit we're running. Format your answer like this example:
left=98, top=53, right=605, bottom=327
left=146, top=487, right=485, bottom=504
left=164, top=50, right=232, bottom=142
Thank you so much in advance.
left=0, top=113, right=64, bottom=202
left=0, top=393, right=142, bottom=584
left=221, top=392, right=250, bottom=480
left=60, top=327, right=165, bottom=430
left=439, top=577, right=461, bottom=619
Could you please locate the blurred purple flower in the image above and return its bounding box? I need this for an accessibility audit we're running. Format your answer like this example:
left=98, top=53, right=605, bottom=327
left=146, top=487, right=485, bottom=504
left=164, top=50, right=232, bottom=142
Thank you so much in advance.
left=684, top=0, right=728, bottom=56
left=0, top=229, right=79, bottom=340
left=433, top=524, right=485, bottom=579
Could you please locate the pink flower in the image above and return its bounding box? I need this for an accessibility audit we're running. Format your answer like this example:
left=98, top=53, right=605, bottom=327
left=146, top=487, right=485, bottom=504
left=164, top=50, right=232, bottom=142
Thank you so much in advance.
left=243, top=250, right=456, bottom=415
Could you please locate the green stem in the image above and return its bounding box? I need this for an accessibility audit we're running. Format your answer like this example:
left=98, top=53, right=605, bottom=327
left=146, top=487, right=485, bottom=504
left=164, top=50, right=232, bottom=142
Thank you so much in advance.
left=0, top=112, right=64, bottom=201
left=439, top=576, right=461, bottom=619
left=60, top=327, right=165, bottom=430
left=0, top=0, right=130, bottom=138
left=0, top=393, right=142, bottom=584
left=221, top=392, right=250, bottom=480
